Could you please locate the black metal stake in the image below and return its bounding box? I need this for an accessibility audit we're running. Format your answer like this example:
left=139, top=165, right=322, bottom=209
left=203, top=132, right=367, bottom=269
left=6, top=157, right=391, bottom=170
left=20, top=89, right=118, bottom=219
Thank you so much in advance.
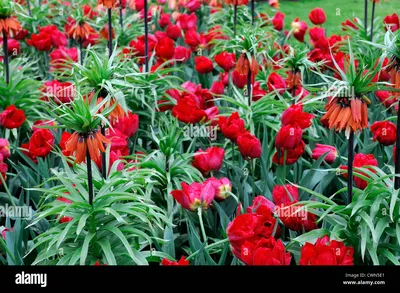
left=86, top=148, right=94, bottom=205
left=251, top=0, right=254, bottom=25
left=233, top=4, right=238, bottom=36
left=79, top=38, right=83, bottom=65
left=144, top=0, right=149, bottom=72
left=108, top=8, right=113, bottom=57
left=395, top=101, right=400, bottom=189
left=348, top=131, right=354, bottom=203
left=119, top=7, right=123, bottom=28
left=247, top=70, right=252, bottom=106
left=364, top=0, right=368, bottom=32
left=370, top=1, right=375, bottom=41
left=27, top=0, right=32, bottom=16
left=3, top=34, right=9, bottom=84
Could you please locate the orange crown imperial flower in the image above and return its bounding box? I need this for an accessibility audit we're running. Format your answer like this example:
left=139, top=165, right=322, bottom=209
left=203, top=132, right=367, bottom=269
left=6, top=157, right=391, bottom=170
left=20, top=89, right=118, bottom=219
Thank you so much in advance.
left=235, top=53, right=259, bottom=76
left=321, top=96, right=369, bottom=137
left=98, top=0, right=117, bottom=9
left=65, top=130, right=109, bottom=164
left=67, top=20, right=96, bottom=41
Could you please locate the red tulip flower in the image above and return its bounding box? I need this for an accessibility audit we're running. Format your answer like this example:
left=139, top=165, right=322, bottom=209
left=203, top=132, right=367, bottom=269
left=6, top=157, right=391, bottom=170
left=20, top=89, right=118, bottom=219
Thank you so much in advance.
left=215, top=51, right=236, bottom=72
left=0, top=105, right=26, bottom=129
left=0, top=138, right=10, bottom=161
left=218, top=112, right=246, bottom=142
left=171, top=181, right=215, bottom=211
left=383, top=13, right=399, bottom=32
left=195, top=56, right=214, bottom=74
left=273, top=140, right=305, bottom=165
left=172, top=95, right=207, bottom=124
left=174, top=46, right=191, bottom=62
left=166, top=24, right=182, bottom=40
left=237, top=132, right=262, bottom=160
left=291, top=18, right=308, bottom=42
left=341, top=153, right=378, bottom=190
left=192, top=147, right=225, bottom=175
left=370, top=121, right=397, bottom=146
left=267, top=72, right=286, bottom=95
left=28, top=129, right=55, bottom=158
left=311, top=144, right=338, bottom=164
left=240, top=237, right=291, bottom=266
left=272, top=12, right=285, bottom=31
left=309, top=27, right=325, bottom=42
left=111, top=111, right=139, bottom=138
left=308, top=8, right=326, bottom=25
left=299, top=236, right=354, bottom=265
left=281, top=104, right=314, bottom=130
left=272, top=184, right=299, bottom=205
left=158, top=14, right=171, bottom=28
left=204, top=177, right=232, bottom=201
left=276, top=203, right=317, bottom=232
left=275, top=124, right=303, bottom=150
left=155, top=36, right=175, bottom=61
left=176, top=13, right=198, bottom=31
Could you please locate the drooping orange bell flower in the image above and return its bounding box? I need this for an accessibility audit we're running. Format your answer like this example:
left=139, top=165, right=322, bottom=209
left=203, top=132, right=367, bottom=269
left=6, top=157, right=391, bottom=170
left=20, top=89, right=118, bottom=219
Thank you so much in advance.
left=286, top=71, right=302, bottom=90
left=236, top=53, right=259, bottom=76
left=65, top=130, right=109, bottom=164
left=321, top=96, right=369, bottom=137
left=390, top=67, right=400, bottom=99
left=66, top=19, right=96, bottom=41
left=98, top=0, right=117, bottom=9
left=0, top=17, right=21, bottom=37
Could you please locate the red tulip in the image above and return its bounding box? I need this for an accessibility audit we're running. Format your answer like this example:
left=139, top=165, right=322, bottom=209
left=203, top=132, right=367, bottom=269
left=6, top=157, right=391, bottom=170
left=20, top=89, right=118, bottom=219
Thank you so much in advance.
left=155, top=36, right=175, bottom=61
left=227, top=211, right=278, bottom=260
left=267, top=72, right=286, bottom=95
left=281, top=104, right=314, bottom=129
left=311, top=144, right=338, bottom=164
left=272, top=12, right=285, bottom=31
left=1, top=227, right=13, bottom=240
left=173, top=46, right=191, bottom=62
left=275, top=124, right=303, bottom=149
left=215, top=51, right=236, bottom=72
left=195, top=56, right=213, bottom=74
left=376, top=91, right=397, bottom=108
left=210, top=81, right=225, bottom=95
left=0, top=38, right=20, bottom=55
left=42, top=80, right=75, bottom=104
left=341, top=153, right=378, bottom=189
left=309, top=27, right=325, bottom=42
left=0, top=105, right=26, bottom=129
left=184, top=28, right=201, bottom=48
left=192, top=147, right=225, bottom=175
left=342, top=19, right=358, bottom=31
left=308, top=8, right=326, bottom=25
left=232, top=69, right=248, bottom=89
left=28, top=129, right=55, bottom=158
left=299, top=236, right=354, bottom=265
left=49, top=46, right=78, bottom=70
left=291, top=18, right=308, bottom=42
left=383, top=13, right=399, bottom=32
left=204, top=177, right=232, bottom=201
left=161, top=256, right=189, bottom=266
left=176, top=13, right=198, bottom=31
left=158, top=14, right=171, bottom=28
left=185, top=0, right=201, bottom=12
left=166, top=24, right=181, bottom=40
left=26, top=25, right=67, bottom=51
left=171, top=181, right=215, bottom=211
left=172, top=94, right=207, bottom=124
left=240, top=237, right=291, bottom=265
left=276, top=203, right=317, bottom=232
left=237, top=132, right=262, bottom=160
left=272, top=184, right=298, bottom=205
left=0, top=162, right=7, bottom=184
left=370, top=121, right=396, bottom=146
left=218, top=112, right=246, bottom=142
left=273, top=140, right=305, bottom=165
left=247, top=196, right=275, bottom=214
left=106, top=128, right=129, bottom=156
left=0, top=139, right=10, bottom=161
left=111, top=111, right=139, bottom=138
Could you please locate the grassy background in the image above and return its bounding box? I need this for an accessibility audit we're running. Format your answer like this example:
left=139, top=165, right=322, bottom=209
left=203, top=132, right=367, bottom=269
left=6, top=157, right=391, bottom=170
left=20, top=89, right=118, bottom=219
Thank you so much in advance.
left=258, top=0, right=400, bottom=35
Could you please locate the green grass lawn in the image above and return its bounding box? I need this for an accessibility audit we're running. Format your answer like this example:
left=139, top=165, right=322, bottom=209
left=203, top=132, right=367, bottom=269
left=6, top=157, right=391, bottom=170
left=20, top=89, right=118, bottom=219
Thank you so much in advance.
left=258, top=0, right=400, bottom=35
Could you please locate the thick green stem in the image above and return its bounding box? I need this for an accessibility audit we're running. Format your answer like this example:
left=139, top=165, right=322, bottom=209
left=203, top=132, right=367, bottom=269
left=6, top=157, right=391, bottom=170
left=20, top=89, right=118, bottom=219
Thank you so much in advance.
left=197, top=207, right=207, bottom=244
